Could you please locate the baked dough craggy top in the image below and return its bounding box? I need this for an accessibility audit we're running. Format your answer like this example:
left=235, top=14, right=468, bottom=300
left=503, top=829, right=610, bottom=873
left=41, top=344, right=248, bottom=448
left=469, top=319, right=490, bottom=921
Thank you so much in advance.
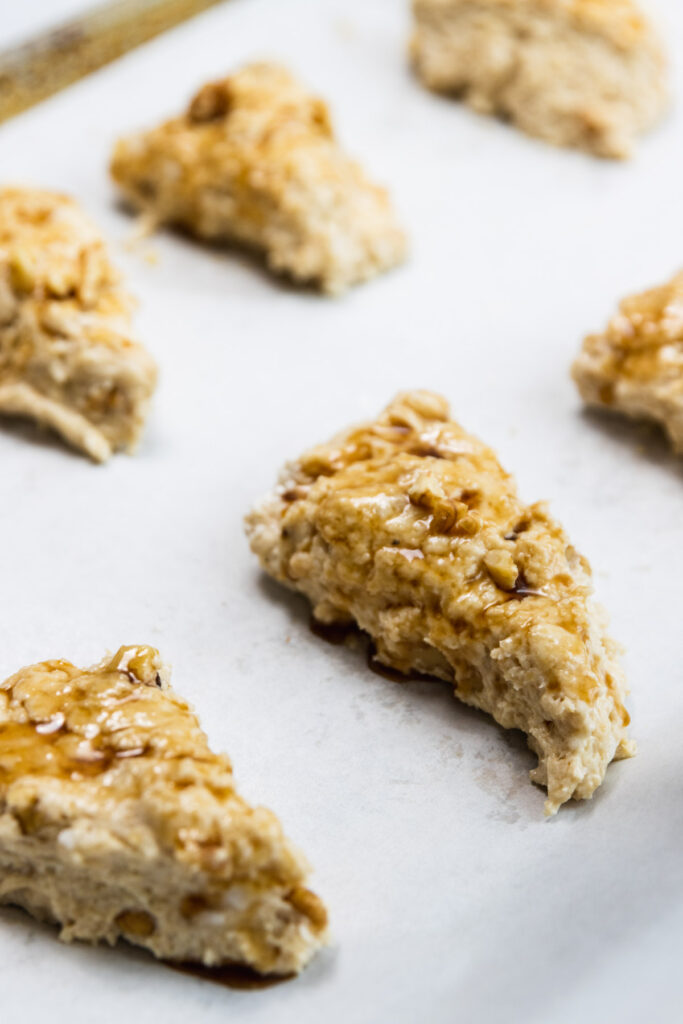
left=411, top=0, right=667, bottom=158
left=0, top=646, right=327, bottom=972
left=0, top=187, right=120, bottom=307
left=110, top=62, right=406, bottom=293
left=246, top=391, right=632, bottom=814
left=575, top=271, right=683, bottom=394
left=552, top=0, right=657, bottom=50
left=0, top=188, right=157, bottom=461
left=416, top=0, right=657, bottom=51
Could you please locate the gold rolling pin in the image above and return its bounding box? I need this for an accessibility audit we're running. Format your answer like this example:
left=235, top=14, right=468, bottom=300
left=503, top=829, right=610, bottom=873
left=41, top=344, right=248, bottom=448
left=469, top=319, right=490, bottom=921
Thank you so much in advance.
left=0, top=0, right=226, bottom=124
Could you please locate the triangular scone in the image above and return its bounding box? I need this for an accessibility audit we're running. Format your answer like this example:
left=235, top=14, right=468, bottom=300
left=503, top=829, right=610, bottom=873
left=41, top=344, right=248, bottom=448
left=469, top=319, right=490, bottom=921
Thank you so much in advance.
left=411, top=0, right=667, bottom=158
left=110, top=63, right=407, bottom=294
left=246, top=392, right=633, bottom=815
left=573, top=271, right=683, bottom=450
left=0, top=646, right=327, bottom=974
left=0, top=188, right=156, bottom=462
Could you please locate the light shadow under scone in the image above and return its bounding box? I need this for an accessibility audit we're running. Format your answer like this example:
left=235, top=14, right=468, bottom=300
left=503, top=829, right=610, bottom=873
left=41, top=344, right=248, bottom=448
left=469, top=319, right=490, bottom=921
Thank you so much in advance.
left=0, top=645, right=328, bottom=975
left=0, top=188, right=157, bottom=462
left=110, top=62, right=407, bottom=294
left=410, top=0, right=668, bottom=158
left=245, top=390, right=634, bottom=816
left=573, top=270, right=683, bottom=451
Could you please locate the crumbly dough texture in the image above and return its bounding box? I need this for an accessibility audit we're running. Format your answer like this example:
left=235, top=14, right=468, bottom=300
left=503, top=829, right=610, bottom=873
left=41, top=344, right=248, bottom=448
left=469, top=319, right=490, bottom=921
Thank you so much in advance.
left=411, top=0, right=668, bottom=157
left=0, top=646, right=327, bottom=974
left=0, top=188, right=157, bottom=462
left=246, top=391, right=633, bottom=815
left=110, top=62, right=407, bottom=294
left=573, top=271, right=683, bottom=450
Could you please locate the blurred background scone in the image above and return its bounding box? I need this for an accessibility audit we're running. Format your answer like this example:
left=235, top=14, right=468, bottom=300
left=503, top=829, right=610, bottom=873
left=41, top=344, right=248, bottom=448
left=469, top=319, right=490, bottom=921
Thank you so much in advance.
left=411, top=0, right=669, bottom=157
left=111, top=62, right=407, bottom=294
left=0, top=187, right=156, bottom=461
left=573, top=270, right=683, bottom=448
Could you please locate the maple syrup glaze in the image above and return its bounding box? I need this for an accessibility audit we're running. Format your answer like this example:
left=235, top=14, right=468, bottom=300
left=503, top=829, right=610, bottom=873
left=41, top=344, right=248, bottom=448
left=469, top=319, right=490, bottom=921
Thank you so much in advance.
left=509, top=570, right=546, bottom=600
left=0, top=646, right=173, bottom=786
left=167, top=960, right=294, bottom=990
left=308, top=618, right=442, bottom=686
left=309, top=617, right=356, bottom=646
left=0, top=722, right=141, bottom=782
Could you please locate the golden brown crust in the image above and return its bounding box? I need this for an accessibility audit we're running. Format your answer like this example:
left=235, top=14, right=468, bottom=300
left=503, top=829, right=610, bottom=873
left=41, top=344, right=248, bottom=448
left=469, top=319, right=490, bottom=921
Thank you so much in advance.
left=0, top=646, right=327, bottom=974
left=0, top=188, right=157, bottom=461
left=573, top=271, right=683, bottom=449
left=110, top=62, right=407, bottom=293
left=246, top=391, right=633, bottom=815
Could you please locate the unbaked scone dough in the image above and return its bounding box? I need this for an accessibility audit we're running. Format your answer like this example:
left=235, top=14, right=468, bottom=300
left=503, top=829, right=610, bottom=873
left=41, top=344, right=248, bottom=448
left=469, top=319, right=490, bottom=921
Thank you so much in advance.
left=411, top=0, right=668, bottom=157
left=0, top=188, right=157, bottom=461
left=573, top=270, right=683, bottom=449
left=110, top=62, right=407, bottom=294
left=0, top=646, right=327, bottom=974
left=246, top=391, right=633, bottom=815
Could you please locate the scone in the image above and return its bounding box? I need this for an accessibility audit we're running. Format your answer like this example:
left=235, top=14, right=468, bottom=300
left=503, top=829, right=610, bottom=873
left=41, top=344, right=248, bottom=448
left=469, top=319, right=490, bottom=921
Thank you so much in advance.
left=411, top=0, right=668, bottom=158
left=246, top=391, right=633, bottom=815
left=0, top=188, right=157, bottom=462
left=110, top=62, right=406, bottom=294
left=573, top=271, right=683, bottom=449
left=0, top=645, right=327, bottom=975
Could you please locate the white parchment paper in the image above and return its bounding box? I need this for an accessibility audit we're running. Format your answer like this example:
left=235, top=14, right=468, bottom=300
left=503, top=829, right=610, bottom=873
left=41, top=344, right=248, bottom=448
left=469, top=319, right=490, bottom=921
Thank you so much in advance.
left=1, top=2, right=682, bottom=1021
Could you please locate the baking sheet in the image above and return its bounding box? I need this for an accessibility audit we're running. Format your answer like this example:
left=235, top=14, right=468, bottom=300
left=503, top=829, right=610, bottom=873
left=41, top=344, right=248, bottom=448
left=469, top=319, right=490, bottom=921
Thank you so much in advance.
left=1, top=1, right=682, bottom=1021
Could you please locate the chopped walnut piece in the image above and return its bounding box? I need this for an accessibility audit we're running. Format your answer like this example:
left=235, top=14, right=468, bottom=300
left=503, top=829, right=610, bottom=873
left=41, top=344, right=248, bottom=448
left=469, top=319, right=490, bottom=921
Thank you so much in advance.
left=408, top=468, right=460, bottom=532
left=188, top=79, right=233, bottom=122
left=115, top=910, right=156, bottom=938
left=483, top=548, right=519, bottom=591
